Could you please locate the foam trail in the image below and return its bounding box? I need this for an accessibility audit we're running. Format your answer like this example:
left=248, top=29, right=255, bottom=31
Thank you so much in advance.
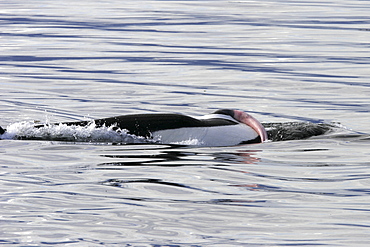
left=0, top=121, right=150, bottom=144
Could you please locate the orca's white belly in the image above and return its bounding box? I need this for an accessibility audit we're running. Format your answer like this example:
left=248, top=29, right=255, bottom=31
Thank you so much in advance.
left=152, top=123, right=258, bottom=146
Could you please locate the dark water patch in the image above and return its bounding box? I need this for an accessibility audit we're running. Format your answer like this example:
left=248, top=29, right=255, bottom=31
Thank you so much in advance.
left=327, top=133, right=370, bottom=142
left=331, top=223, right=370, bottom=228
left=0, top=240, right=20, bottom=245
left=15, top=188, right=266, bottom=208
left=102, top=178, right=188, bottom=188
left=0, top=13, right=201, bottom=34
left=101, top=178, right=227, bottom=195
left=230, top=182, right=363, bottom=198
left=40, top=240, right=80, bottom=245
left=211, top=166, right=365, bottom=183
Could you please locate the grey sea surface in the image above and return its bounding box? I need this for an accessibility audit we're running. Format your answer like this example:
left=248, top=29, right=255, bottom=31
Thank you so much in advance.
left=1, top=0, right=370, bottom=246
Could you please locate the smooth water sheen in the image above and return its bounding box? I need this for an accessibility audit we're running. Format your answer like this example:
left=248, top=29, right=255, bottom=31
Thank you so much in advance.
left=1, top=0, right=370, bottom=246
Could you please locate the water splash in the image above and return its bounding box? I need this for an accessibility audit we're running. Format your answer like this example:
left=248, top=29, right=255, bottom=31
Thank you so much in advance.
left=0, top=121, right=150, bottom=144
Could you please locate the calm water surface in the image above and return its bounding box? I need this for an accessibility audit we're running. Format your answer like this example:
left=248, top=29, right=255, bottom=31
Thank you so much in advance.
left=1, top=0, right=370, bottom=246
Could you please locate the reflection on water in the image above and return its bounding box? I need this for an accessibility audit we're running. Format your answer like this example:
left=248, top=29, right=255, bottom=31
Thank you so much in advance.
left=1, top=138, right=370, bottom=245
left=98, top=147, right=261, bottom=167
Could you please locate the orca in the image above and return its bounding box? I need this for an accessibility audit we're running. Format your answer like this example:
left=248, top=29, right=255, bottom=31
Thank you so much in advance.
left=0, top=109, right=267, bottom=146
left=56, top=109, right=267, bottom=146
left=0, top=109, right=333, bottom=145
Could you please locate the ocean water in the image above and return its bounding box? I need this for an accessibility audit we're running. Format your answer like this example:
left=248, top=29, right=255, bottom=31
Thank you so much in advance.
left=1, top=0, right=370, bottom=246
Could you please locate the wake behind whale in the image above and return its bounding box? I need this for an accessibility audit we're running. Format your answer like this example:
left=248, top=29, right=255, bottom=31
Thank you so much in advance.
left=0, top=109, right=340, bottom=146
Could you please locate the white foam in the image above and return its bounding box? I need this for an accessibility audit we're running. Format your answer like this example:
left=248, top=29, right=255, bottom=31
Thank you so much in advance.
left=0, top=121, right=150, bottom=144
left=169, top=138, right=204, bottom=146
